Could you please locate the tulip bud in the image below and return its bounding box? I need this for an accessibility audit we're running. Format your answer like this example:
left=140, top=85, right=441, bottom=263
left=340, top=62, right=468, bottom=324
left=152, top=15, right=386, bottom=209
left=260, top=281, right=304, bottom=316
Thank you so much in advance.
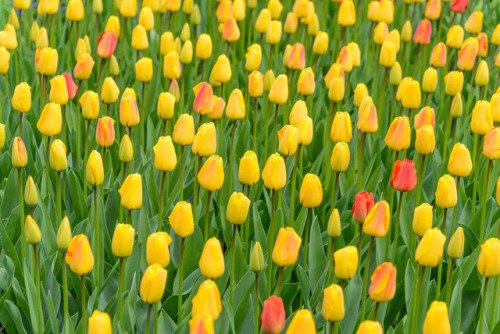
left=199, top=237, right=225, bottom=278
left=111, top=223, right=135, bottom=258
left=134, top=57, right=153, bottom=83
left=30, top=21, right=39, bottom=42
left=422, top=67, right=437, bottom=93
left=48, top=75, right=69, bottom=105
left=180, top=40, right=193, bottom=64
left=277, top=125, right=298, bottom=156
left=447, top=142, right=472, bottom=177
left=198, top=155, right=224, bottom=192
left=391, top=158, right=417, bottom=192
left=435, top=174, right=457, bottom=209
left=457, top=44, right=476, bottom=72
left=248, top=71, right=264, bottom=98
left=414, top=106, right=435, bottom=130
left=287, top=310, right=316, bottom=333
left=173, top=113, right=195, bottom=145
left=21, top=176, right=37, bottom=208
left=284, top=12, right=298, bottom=34
left=464, top=11, right=483, bottom=34
left=444, top=71, right=464, bottom=97
left=412, top=203, right=433, bottom=237
left=96, top=116, right=115, bottom=147
left=37, top=102, right=62, bottom=137
left=266, top=20, right=282, bottom=45
left=477, top=238, right=500, bottom=277
left=211, top=54, right=232, bottom=84
left=35, top=27, right=48, bottom=49
left=11, top=82, right=32, bottom=113
left=260, top=296, right=286, bottom=334
left=269, top=74, right=289, bottom=105
left=119, top=174, right=142, bottom=210
left=79, top=91, right=100, bottom=120
left=248, top=242, right=265, bottom=273
left=12, top=137, right=28, bottom=168
left=163, top=51, right=181, bottom=80
left=357, top=103, right=378, bottom=133
left=363, top=201, right=391, bottom=238
left=379, top=41, right=397, bottom=68
left=322, top=284, right=345, bottom=322
left=374, top=22, right=389, bottom=44
left=0, top=46, right=10, bottom=74
left=445, top=227, right=465, bottom=260
left=334, top=246, right=358, bottom=280
left=369, top=262, right=396, bottom=302
left=296, top=115, right=312, bottom=145
left=139, top=263, right=167, bottom=304
left=195, top=33, right=212, bottom=60
left=300, top=173, right=322, bottom=208
left=338, top=0, right=356, bottom=26
left=153, top=136, right=177, bottom=171
left=101, top=77, right=120, bottom=104
left=483, top=127, right=500, bottom=160
left=25, top=215, right=41, bottom=245
left=146, top=232, right=172, bottom=267
left=330, top=111, right=352, bottom=142
left=66, top=234, right=94, bottom=275
left=353, top=84, right=368, bottom=108
left=423, top=301, right=451, bottom=334
left=400, top=20, right=412, bottom=42
left=49, top=139, right=67, bottom=172
left=226, top=192, right=251, bottom=225
left=416, top=228, right=446, bottom=267
left=415, top=125, right=435, bottom=155
left=313, top=31, right=329, bottom=56
left=166, top=201, right=193, bottom=238
left=475, top=60, right=489, bottom=86
left=88, top=311, right=111, bottom=334
left=471, top=101, right=493, bottom=135
left=157, top=92, right=175, bottom=120
left=272, top=227, right=301, bottom=267
left=385, top=116, right=411, bottom=151
left=262, top=153, right=287, bottom=190
left=328, top=76, right=345, bottom=102
left=328, top=209, right=341, bottom=238
left=86, top=150, right=104, bottom=186
left=226, top=89, right=246, bottom=119
left=56, top=216, right=72, bottom=251
left=191, top=279, right=222, bottom=320
left=330, top=142, right=350, bottom=172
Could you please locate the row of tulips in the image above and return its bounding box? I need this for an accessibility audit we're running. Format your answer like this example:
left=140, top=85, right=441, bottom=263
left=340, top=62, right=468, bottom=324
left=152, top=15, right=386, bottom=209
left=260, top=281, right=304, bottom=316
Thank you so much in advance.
left=1, top=0, right=500, bottom=333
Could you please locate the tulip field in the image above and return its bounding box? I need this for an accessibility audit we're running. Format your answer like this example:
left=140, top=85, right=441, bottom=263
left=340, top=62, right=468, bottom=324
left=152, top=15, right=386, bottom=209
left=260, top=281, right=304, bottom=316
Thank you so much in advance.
left=2, top=0, right=500, bottom=333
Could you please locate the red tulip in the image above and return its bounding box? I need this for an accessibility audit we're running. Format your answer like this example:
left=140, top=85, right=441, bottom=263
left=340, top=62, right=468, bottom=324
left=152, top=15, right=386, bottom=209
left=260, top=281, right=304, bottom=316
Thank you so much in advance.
left=62, top=73, right=78, bottom=99
left=352, top=191, right=375, bottom=223
left=260, top=296, right=285, bottom=334
left=97, top=31, right=118, bottom=58
left=450, top=0, right=468, bottom=13
left=390, top=158, right=417, bottom=192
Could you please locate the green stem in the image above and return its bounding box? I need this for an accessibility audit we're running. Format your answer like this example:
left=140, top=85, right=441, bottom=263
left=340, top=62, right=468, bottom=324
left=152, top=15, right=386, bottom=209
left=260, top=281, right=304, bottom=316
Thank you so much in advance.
left=244, top=186, right=252, bottom=260
left=34, top=244, right=42, bottom=334
left=254, top=272, right=259, bottom=334
left=253, top=97, right=258, bottom=152
left=356, top=133, right=366, bottom=192
left=303, top=208, right=312, bottom=270
left=179, top=146, right=185, bottom=201
left=273, top=104, right=279, bottom=153
left=141, top=82, right=147, bottom=149
left=413, top=154, right=426, bottom=209
left=62, top=253, right=68, bottom=333
left=478, top=277, right=489, bottom=334
left=490, top=277, right=499, bottom=331
left=158, top=171, right=166, bottom=231
left=267, top=189, right=277, bottom=296
left=289, top=146, right=301, bottom=223
left=153, top=303, right=158, bottom=334
left=18, top=168, right=26, bottom=264
left=229, top=120, right=237, bottom=192
left=411, top=266, right=426, bottom=334
left=145, top=304, right=152, bottom=334
left=360, top=237, right=374, bottom=321
left=373, top=302, right=380, bottom=321
left=263, top=99, right=271, bottom=160
left=117, top=258, right=124, bottom=324
left=56, top=172, right=62, bottom=224
left=76, top=81, right=83, bottom=173
left=178, top=237, right=185, bottom=323
left=94, top=186, right=99, bottom=290
left=479, top=159, right=492, bottom=243
left=331, top=172, right=339, bottom=211
left=193, top=156, right=201, bottom=222
left=204, top=191, right=212, bottom=242
left=276, top=266, right=284, bottom=297
left=391, top=191, right=404, bottom=263
left=230, top=224, right=237, bottom=306
left=19, top=112, right=23, bottom=138
left=377, top=68, right=388, bottom=135
left=45, top=136, right=51, bottom=198
left=445, top=259, right=455, bottom=307
left=81, top=275, right=86, bottom=334
left=471, top=135, right=483, bottom=219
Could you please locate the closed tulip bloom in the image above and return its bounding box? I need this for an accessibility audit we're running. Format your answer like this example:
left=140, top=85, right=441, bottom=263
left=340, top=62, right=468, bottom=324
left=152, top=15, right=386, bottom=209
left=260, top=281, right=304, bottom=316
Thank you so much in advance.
left=422, top=67, right=438, bottom=93
left=450, top=93, right=464, bottom=118
left=12, top=137, right=28, bottom=168
left=192, top=279, right=222, bottom=320
left=66, top=234, right=94, bottom=275
left=356, top=321, right=383, bottom=334
left=385, top=30, right=401, bottom=53
left=357, top=103, right=378, bottom=133
left=86, top=150, right=104, bottom=186
left=14, top=0, right=30, bottom=10
left=195, top=33, right=212, bottom=60
left=272, top=227, right=301, bottom=267
left=413, top=19, right=432, bottom=45
left=447, top=143, right=472, bottom=177
left=338, top=0, right=356, bottom=26
left=414, top=106, right=435, bottom=130
left=450, top=0, right=468, bottom=13
left=119, top=174, right=142, bottom=210
left=135, top=57, right=153, bottom=82
left=238, top=151, right=260, bottom=186
left=79, top=91, right=100, bottom=120
left=74, top=53, right=95, bottom=80
left=396, top=77, right=412, bottom=101
left=49, top=139, right=67, bottom=171
left=61, top=73, right=78, bottom=100
left=401, top=20, right=412, bottom=42
left=491, top=94, right=500, bottom=122
left=328, top=209, right=341, bottom=238
left=374, top=22, right=389, bottom=44
left=168, top=201, right=194, bottom=238
left=25, top=215, right=41, bottom=245
left=104, top=15, right=120, bottom=38
left=391, top=159, right=417, bottom=192
left=312, top=31, right=329, bottom=55
left=300, top=174, right=322, bottom=208
left=163, top=51, right=181, bottom=79
left=96, top=116, right=115, bottom=147
left=226, top=192, right=251, bottom=224
left=385, top=116, right=411, bottom=151
left=363, top=201, right=390, bottom=238
left=101, top=77, right=120, bottom=103
left=0, top=24, right=17, bottom=50
left=0, top=46, right=10, bottom=74
left=11, top=82, right=31, bottom=113
left=471, top=101, right=493, bottom=135
left=160, top=32, right=175, bottom=55
left=222, top=18, right=240, bottom=42
left=334, top=246, right=358, bottom=280
left=284, top=12, right=298, bottom=34
left=173, top=114, right=195, bottom=145
left=24, top=176, right=37, bottom=207
left=484, top=128, right=500, bottom=160
left=379, top=41, right=397, bottom=67
left=248, top=71, right=264, bottom=98
left=413, top=203, right=433, bottom=237
left=49, top=75, right=68, bottom=105
left=29, top=21, right=39, bottom=43
left=429, top=42, right=447, bottom=68
left=475, top=60, right=489, bottom=86
left=477, top=33, right=488, bottom=58
left=352, top=191, right=375, bottom=223
left=288, top=43, right=305, bottom=70
left=492, top=24, right=500, bottom=46
left=245, top=44, right=262, bottom=72
left=296, top=116, right=313, bottom=146
left=286, top=310, right=316, bottom=334
left=96, top=31, right=117, bottom=59
left=401, top=79, right=421, bottom=109
left=415, top=228, right=446, bottom=267
left=324, top=63, right=345, bottom=88
left=330, top=112, right=352, bottom=142
left=119, top=96, right=139, bottom=127
left=415, top=126, right=435, bottom=155
left=255, top=8, right=272, bottom=33
left=444, top=71, right=464, bottom=96
left=328, top=76, right=345, bottom=102
left=269, top=74, right=289, bottom=105
left=119, top=0, right=137, bottom=17
left=289, top=100, right=308, bottom=126
left=353, top=84, right=369, bottom=107
left=322, top=284, right=345, bottom=322
left=56, top=216, right=72, bottom=251
left=297, top=68, right=315, bottom=96
left=35, top=47, right=58, bottom=75
left=261, top=296, right=286, bottom=334
left=88, top=311, right=111, bottom=334
left=464, top=11, right=483, bottom=34
left=74, top=38, right=88, bottom=60
left=330, top=142, right=350, bottom=172
left=477, top=238, right=500, bottom=277
left=422, top=302, right=451, bottom=334
left=457, top=44, right=476, bottom=71
left=278, top=125, right=299, bottom=156
left=66, top=0, right=84, bottom=21
left=367, top=1, right=380, bottom=21
left=198, top=155, right=224, bottom=192
left=153, top=136, right=177, bottom=171
left=189, top=314, right=214, bottom=334
left=139, top=263, right=167, bottom=304
left=119, top=134, right=133, bottom=163
left=211, top=54, right=232, bottom=83
left=199, top=237, right=225, bottom=278
left=146, top=232, right=172, bottom=267
left=435, top=175, right=457, bottom=208
left=37, top=103, right=62, bottom=137
left=266, top=20, right=282, bottom=45
left=138, top=7, right=154, bottom=31
left=337, top=47, right=353, bottom=73
left=369, top=262, right=396, bottom=302
left=170, top=79, right=181, bottom=102
left=215, top=0, right=232, bottom=22
left=130, top=25, right=148, bottom=50
left=192, top=122, right=216, bottom=157
left=111, top=224, right=135, bottom=258
left=262, top=153, right=286, bottom=190
left=157, top=92, right=175, bottom=120
left=378, top=0, right=394, bottom=23
left=226, top=89, right=246, bottom=119
left=446, top=25, right=464, bottom=49
left=446, top=227, right=464, bottom=259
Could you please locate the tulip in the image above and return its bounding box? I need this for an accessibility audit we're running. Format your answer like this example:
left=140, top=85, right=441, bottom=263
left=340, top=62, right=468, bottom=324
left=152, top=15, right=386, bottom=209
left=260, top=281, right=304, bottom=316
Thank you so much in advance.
left=66, top=234, right=94, bottom=275
left=96, top=116, right=115, bottom=148
left=477, top=33, right=488, bottom=58
left=457, top=44, right=476, bottom=72
left=313, top=31, right=329, bottom=56
left=146, top=232, right=172, bottom=268
left=352, top=192, right=375, bottom=225
left=446, top=25, right=464, bottom=50
left=379, top=41, right=397, bottom=68
left=250, top=242, right=264, bottom=273
left=119, top=96, right=139, bottom=128
left=101, top=77, right=120, bottom=104
left=139, top=263, right=167, bottom=305
left=56, top=217, right=72, bottom=253
left=414, top=107, right=435, bottom=130
left=269, top=74, right=289, bottom=105
left=74, top=53, right=95, bottom=80
left=23, top=176, right=37, bottom=208
left=153, top=136, right=177, bottom=171
left=422, top=301, right=451, bottom=334
left=49, top=139, right=67, bottom=172
left=37, top=102, right=62, bottom=137
left=192, top=279, right=222, bottom=320
left=117, top=135, right=133, bottom=164
left=262, top=153, right=286, bottom=190
left=266, top=20, right=282, bottom=45
left=434, top=174, right=458, bottom=209
left=300, top=173, right=322, bottom=208
left=471, top=101, right=493, bottom=135
left=88, top=311, right=111, bottom=334
left=400, top=20, right=412, bottom=42
left=422, top=67, right=438, bottom=93
left=385, top=116, right=411, bottom=151
left=226, top=192, right=251, bottom=225
left=415, top=228, right=446, bottom=267
left=135, top=57, right=153, bottom=83
left=450, top=0, right=468, bottom=12
left=329, top=142, right=350, bottom=172
left=477, top=238, right=500, bottom=277
left=444, top=71, right=463, bottom=97
left=446, top=227, right=464, bottom=260
left=25, top=215, right=41, bottom=245
left=198, top=155, right=224, bottom=192
left=189, top=314, right=214, bottom=334
left=416, top=125, right=436, bottom=157
left=168, top=201, right=194, bottom=238
left=12, top=82, right=32, bottom=113
left=369, top=262, right=396, bottom=302
left=357, top=103, right=378, bottom=133
left=104, top=16, right=120, bottom=38
left=413, top=19, right=432, bottom=45
left=353, top=84, right=369, bottom=108
left=79, top=91, right=100, bottom=120
left=296, top=116, right=313, bottom=146
left=195, top=34, right=212, bottom=60
left=173, top=114, right=195, bottom=146
left=193, top=82, right=214, bottom=115
left=272, top=227, right=302, bottom=267
left=447, top=143, right=472, bottom=177
left=330, top=112, right=352, bottom=143
left=119, top=174, right=142, bottom=210
left=0, top=46, right=10, bottom=74
left=356, top=321, right=383, bottom=334
left=401, top=79, right=421, bottom=110
left=12, top=137, right=28, bottom=168
left=413, top=203, right=433, bottom=237
left=337, top=0, right=356, bottom=26
left=475, top=60, right=489, bottom=87
left=226, top=89, right=246, bottom=120
left=483, top=127, right=500, bottom=160
left=211, top=54, right=232, bottom=84
left=363, top=201, right=390, bottom=238
left=261, top=296, right=286, bottom=334
left=464, top=11, right=483, bottom=34
left=111, top=224, right=135, bottom=258
left=286, top=310, right=316, bottom=334
left=391, top=158, right=417, bottom=192
left=334, top=246, right=358, bottom=280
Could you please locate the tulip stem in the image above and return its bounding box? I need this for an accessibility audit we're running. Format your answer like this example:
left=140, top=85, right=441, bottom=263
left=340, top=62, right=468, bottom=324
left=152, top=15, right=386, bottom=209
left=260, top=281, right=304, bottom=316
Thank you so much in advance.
left=445, top=259, right=455, bottom=307
left=19, top=112, right=23, bottom=138
left=93, top=186, right=100, bottom=290
left=76, top=80, right=83, bottom=174
left=267, top=189, right=277, bottom=296
left=289, top=146, right=301, bottom=224
left=34, top=244, right=42, bottom=334
left=331, top=171, right=339, bottom=212
left=204, top=191, right=212, bottom=242
left=490, top=277, right=499, bottom=330
left=56, top=172, right=62, bottom=223
left=45, top=136, right=51, bottom=198
left=254, top=272, right=259, bottom=334
left=62, top=253, right=69, bottom=333
left=179, top=146, right=185, bottom=201
left=273, top=104, right=279, bottom=153
left=360, top=237, right=374, bottom=321
left=478, top=277, right=489, bottom=334
left=178, top=237, right=185, bottom=323
left=471, top=134, right=483, bottom=219
left=391, top=191, right=404, bottom=263
left=158, top=171, right=166, bottom=231
left=230, top=224, right=237, bottom=306
left=18, top=168, right=26, bottom=264
left=328, top=238, right=335, bottom=284
left=373, top=302, right=380, bottom=321
left=253, top=97, right=258, bottom=152
left=153, top=303, right=158, bottom=334
left=479, top=159, right=492, bottom=243
left=411, top=266, right=426, bottom=334
left=229, top=120, right=237, bottom=192
left=356, top=133, right=366, bottom=192
left=194, top=156, right=202, bottom=223
left=276, top=266, right=284, bottom=297
left=244, top=185, right=252, bottom=260
left=81, top=275, right=86, bottom=334
left=145, top=304, right=152, bottom=334
left=303, top=208, right=312, bottom=271
left=413, top=154, right=425, bottom=210
left=141, top=82, right=147, bottom=149
left=264, top=99, right=271, bottom=161
left=377, top=68, right=388, bottom=135
left=117, top=258, right=124, bottom=324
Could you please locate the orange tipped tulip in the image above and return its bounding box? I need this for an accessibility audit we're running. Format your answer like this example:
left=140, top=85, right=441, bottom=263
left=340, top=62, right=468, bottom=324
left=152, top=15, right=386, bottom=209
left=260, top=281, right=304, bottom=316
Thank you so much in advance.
left=369, top=262, right=396, bottom=302
left=272, top=227, right=302, bottom=267
left=363, top=201, right=390, bottom=238
left=413, top=19, right=432, bottom=45
left=97, top=31, right=117, bottom=58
